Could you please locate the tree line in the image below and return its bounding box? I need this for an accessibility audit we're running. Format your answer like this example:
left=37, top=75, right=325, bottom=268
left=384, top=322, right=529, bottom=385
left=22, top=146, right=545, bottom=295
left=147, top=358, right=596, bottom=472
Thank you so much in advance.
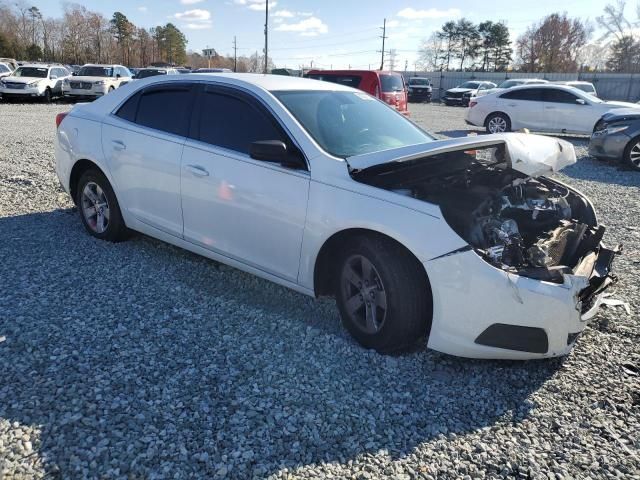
left=420, top=2, right=640, bottom=73
left=0, top=2, right=188, bottom=66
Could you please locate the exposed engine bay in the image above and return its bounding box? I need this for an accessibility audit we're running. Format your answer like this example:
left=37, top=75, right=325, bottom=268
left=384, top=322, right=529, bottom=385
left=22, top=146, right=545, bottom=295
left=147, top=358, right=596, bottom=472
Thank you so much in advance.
left=352, top=142, right=607, bottom=283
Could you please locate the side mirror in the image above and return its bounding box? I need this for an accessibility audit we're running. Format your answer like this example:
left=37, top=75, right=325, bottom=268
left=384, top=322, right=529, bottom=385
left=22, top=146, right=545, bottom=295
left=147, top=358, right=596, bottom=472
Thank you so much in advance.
left=116, top=73, right=122, bottom=79
left=576, top=98, right=586, bottom=105
left=249, top=140, right=305, bottom=169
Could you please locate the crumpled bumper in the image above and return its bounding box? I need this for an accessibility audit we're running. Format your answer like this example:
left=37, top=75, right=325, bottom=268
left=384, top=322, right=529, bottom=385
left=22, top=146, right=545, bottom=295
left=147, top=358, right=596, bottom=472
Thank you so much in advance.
left=423, top=243, right=619, bottom=360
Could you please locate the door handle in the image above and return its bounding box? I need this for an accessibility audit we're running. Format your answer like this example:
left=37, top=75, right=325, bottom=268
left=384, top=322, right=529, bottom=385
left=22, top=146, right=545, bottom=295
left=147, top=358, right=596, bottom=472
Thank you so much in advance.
left=545, top=106, right=555, bottom=109
left=508, top=103, right=516, bottom=107
left=112, top=140, right=126, bottom=151
left=186, top=165, right=209, bottom=177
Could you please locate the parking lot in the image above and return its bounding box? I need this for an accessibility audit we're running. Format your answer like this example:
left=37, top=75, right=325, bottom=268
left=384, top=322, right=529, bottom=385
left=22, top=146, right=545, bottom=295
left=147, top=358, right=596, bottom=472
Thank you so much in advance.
left=0, top=102, right=638, bottom=478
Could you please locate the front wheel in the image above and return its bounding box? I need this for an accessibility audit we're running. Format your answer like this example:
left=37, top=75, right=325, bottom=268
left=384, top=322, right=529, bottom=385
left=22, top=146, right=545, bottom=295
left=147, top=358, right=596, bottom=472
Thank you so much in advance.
left=486, top=112, right=511, bottom=133
left=76, top=169, right=129, bottom=242
left=42, top=88, right=51, bottom=104
left=335, top=235, right=431, bottom=354
left=623, top=136, right=640, bottom=171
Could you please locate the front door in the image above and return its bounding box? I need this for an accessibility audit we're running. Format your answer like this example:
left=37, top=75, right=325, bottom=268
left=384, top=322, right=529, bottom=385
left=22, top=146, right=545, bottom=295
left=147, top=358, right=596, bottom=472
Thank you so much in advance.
left=180, top=86, right=309, bottom=282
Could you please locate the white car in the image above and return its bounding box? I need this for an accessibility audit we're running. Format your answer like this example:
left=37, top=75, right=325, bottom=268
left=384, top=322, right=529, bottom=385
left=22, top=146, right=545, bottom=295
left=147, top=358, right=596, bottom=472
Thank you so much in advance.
left=466, top=84, right=639, bottom=135
left=63, top=64, right=132, bottom=99
left=133, top=67, right=180, bottom=80
left=0, top=62, right=13, bottom=79
left=0, top=64, right=71, bottom=102
left=55, top=74, right=617, bottom=360
left=555, top=81, right=598, bottom=97
left=476, top=78, right=548, bottom=97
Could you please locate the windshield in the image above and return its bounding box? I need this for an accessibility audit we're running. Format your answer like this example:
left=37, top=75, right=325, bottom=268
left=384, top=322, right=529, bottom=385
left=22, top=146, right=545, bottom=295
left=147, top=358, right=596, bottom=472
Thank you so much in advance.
left=380, top=74, right=404, bottom=92
left=78, top=66, right=113, bottom=77
left=137, top=69, right=167, bottom=78
left=459, top=81, right=480, bottom=89
left=13, top=67, right=48, bottom=78
left=573, top=83, right=596, bottom=94
left=409, top=78, right=430, bottom=86
left=274, top=90, right=433, bottom=158
left=498, top=80, right=523, bottom=88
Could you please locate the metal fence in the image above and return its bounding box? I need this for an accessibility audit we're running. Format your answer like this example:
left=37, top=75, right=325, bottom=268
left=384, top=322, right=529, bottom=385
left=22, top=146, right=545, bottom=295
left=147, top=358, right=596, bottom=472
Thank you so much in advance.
left=401, top=71, right=640, bottom=102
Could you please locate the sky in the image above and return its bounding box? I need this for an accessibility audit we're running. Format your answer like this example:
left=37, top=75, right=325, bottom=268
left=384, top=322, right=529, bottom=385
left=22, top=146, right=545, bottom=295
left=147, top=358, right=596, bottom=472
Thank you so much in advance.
left=34, top=0, right=606, bottom=69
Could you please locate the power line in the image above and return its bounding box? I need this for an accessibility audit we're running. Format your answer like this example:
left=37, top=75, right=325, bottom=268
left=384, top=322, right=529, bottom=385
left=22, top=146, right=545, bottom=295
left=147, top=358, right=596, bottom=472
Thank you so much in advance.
left=269, top=35, right=378, bottom=51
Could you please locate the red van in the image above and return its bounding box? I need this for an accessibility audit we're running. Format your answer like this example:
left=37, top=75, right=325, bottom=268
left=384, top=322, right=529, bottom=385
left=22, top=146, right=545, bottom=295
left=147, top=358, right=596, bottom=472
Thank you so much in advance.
left=305, top=70, right=409, bottom=115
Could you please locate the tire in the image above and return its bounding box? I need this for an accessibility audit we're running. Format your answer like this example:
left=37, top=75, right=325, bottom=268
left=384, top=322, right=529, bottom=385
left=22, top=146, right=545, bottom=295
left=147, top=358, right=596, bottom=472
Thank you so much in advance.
left=334, top=234, right=432, bottom=354
left=108, top=86, right=115, bottom=94
left=486, top=112, right=511, bottom=134
left=42, top=88, right=51, bottom=104
left=623, top=136, right=640, bottom=171
left=76, top=169, right=129, bottom=242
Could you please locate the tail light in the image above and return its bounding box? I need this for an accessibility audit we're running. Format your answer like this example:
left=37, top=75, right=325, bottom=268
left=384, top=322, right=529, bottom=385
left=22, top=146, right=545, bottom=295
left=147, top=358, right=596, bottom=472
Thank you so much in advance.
left=469, top=101, right=478, bottom=108
left=55, top=112, right=68, bottom=129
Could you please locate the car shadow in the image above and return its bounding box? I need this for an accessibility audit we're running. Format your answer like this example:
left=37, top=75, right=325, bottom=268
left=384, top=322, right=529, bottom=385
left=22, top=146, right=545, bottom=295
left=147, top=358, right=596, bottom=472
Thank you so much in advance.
left=0, top=209, right=562, bottom=478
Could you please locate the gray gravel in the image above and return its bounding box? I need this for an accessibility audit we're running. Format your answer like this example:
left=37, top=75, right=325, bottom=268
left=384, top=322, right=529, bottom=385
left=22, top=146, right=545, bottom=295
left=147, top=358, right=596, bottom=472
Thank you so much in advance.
left=0, top=102, right=638, bottom=479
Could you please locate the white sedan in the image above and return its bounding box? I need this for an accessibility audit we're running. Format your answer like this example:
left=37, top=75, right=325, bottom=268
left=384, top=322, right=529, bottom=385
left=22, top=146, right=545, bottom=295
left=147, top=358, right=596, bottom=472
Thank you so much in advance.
left=466, top=84, right=639, bottom=135
left=55, top=74, right=617, bottom=359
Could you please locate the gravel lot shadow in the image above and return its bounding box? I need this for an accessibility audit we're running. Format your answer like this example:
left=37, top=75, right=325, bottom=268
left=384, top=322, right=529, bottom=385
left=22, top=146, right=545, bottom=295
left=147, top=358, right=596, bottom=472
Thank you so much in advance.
left=0, top=209, right=562, bottom=478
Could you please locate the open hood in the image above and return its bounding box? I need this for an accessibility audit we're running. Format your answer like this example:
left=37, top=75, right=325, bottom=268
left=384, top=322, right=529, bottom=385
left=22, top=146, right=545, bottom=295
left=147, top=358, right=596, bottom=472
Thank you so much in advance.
left=347, top=133, right=576, bottom=178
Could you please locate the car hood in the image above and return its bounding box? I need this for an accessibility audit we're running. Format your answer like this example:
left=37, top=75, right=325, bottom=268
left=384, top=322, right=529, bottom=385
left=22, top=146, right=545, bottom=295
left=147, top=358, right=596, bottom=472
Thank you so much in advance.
left=600, top=107, right=640, bottom=123
left=478, top=87, right=504, bottom=96
left=70, top=76, right=111, bottom=82
left=2, top=76, right=44, bottom=84
left=446, top=87, right=474, bottom=93
left=347, top=133, right=576, bottom=177
left=603, top=100, right=640, bottom=109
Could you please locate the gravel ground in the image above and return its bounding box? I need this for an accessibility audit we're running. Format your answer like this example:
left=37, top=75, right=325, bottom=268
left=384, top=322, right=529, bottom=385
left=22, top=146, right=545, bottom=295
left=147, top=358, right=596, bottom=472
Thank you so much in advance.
left=0, top=102, right=638, bottom=479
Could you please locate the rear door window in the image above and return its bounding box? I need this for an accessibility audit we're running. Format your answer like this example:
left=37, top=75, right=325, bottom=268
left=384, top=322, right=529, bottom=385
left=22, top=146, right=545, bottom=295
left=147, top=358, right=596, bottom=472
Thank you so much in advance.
left=195, top=88, right=285, bottom=155
left=118, top=85, right=195, bottom=136
left=380, top=74, right=404, bottom=92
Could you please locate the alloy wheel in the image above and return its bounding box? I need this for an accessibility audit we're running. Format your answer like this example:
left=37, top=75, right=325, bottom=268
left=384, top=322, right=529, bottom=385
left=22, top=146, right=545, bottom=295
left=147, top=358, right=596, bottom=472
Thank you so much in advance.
left=488, top=116, right=507, bottom=133
left=81, top=182, right=110, bottom=234
left=630, top=141, right=640, bottom=168
left=340, top=254, right=388, bottom=334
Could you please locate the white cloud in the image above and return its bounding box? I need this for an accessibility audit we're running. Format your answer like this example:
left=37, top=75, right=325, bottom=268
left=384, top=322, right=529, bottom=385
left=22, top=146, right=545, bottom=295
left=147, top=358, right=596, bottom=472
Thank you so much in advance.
left=396, top=7, right=461, bottom=20
left=137, top=6, right=148, bottom=12
left=174, top=9, right=211, bottom=21
left=181, top=0, right=204, bottom=4
left=234, top=0, right=276, bottom=11
left=273, top=9, right=295, bottom=18
left=275, top=16, right=328, bottom=36
left=386, top=19, right=401, bottom=28
left=186, top=22, right=212, bottom=29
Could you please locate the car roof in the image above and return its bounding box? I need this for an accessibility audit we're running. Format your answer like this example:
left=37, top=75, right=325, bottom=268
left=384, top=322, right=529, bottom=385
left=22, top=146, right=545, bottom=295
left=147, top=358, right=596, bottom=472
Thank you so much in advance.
left=307, top=70, right=400, bottom=76
left=184, top=73, right=355, bottom=92
left=18, top=64, right=53, bottom=69
left=82, top=64, right=121, bottom=67
left=504, top=83, right=583, bottom=92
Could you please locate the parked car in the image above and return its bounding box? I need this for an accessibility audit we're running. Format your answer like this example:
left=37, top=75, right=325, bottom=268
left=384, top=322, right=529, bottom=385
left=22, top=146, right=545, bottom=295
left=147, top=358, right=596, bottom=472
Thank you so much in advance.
left=134, top=67, right=179, bottom=80
left=62, top=64, right=132, bottom=100
left=55, top=74, right=617, bottom=360
left=407, top=77, right=432, bottom=103
left=176, top=68, right=192, bottom=74
left=476, top=78, right=548, bottom=97
left=0, top=63, right=71, bottom=102
left=194, top=68, right=232, bottom=73
left=555, top=81, right=597, bottom=97
left=0, top=63, right=13, bottom=79
left=0, top=58, right=18, bottom=71
left=443, top=81, right=496, bottom=106
left=466, top=84, right=639, bottom=134
left=305, top=70, right=409, bottom=115
left=590, top=108, right=640, bottom=170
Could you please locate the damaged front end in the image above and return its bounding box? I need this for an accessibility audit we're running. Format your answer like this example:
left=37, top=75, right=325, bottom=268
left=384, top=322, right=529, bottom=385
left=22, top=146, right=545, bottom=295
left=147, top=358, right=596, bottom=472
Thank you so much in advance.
left=349, top=134, right=619, bottom=312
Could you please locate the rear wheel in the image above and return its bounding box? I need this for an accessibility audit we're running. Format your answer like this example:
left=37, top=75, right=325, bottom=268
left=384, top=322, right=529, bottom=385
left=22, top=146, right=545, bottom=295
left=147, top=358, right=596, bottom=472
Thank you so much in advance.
left=335, top=235, right=431, bottom=354
left=76, top=169, right=129, bottom=242
left=486, top=112, right=511, bottom=133
left=42, top=88, right=51, bottom=104
left=623, top=136, right=640, bottom=171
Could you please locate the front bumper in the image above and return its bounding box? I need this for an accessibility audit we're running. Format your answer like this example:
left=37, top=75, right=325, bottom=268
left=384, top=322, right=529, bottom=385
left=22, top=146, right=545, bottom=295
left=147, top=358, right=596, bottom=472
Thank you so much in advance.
left=0, top=86, right=45, bottom=97
left=588, top=129, right=630, bottom=161
left=408, top=91, right=432, bottom=101
left=424, top=243, right=618, bottom=359
left=443, top=96, right=464, bottom=105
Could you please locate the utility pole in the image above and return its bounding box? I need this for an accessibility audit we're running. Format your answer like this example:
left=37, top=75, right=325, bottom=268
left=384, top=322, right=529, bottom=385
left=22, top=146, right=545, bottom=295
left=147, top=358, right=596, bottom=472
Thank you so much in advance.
left=379, top=18, right=387, bottom=70
left=404, top=59, right=408, bottom=72
left=233, top=36, right=237, bottom=72
left=263, top=0, right=269, bottom=74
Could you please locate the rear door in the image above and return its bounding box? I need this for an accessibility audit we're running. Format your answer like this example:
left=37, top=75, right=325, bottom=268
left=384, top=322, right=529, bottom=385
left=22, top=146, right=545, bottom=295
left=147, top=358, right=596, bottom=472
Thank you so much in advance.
left=498, top=88, right=546, bottom=130
left=542, top=88, right=593, bottom=134
left=102, top=82, right=197, bottom=236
